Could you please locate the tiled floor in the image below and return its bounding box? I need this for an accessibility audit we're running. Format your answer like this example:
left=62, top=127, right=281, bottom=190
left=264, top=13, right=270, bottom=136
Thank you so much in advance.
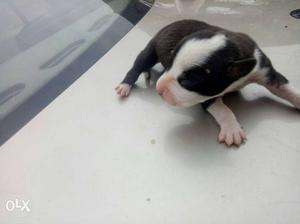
left=1, top=1, right=300, bottom=223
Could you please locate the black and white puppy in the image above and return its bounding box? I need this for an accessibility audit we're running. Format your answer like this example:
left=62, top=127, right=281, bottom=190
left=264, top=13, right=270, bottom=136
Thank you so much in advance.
left=115, top=20, right=300, bottom=147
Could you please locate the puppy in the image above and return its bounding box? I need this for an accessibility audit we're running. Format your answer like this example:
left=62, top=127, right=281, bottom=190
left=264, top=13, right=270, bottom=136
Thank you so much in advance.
left=115, top=20, right=300, bottom=147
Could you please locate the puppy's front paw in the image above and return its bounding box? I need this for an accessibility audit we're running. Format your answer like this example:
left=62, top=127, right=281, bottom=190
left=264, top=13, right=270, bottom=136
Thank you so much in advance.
left=115, top=84, right=131, bottom=97
left=218, top=122, right=247, bottom=147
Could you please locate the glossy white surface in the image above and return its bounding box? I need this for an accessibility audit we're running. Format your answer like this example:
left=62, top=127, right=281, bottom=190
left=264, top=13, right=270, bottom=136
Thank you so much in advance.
left=1, top=0, right=300, bottom=223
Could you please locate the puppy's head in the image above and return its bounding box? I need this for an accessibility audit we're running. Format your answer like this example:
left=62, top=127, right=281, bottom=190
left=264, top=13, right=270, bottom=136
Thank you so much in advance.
left=156, top=33, right=256, bottom=107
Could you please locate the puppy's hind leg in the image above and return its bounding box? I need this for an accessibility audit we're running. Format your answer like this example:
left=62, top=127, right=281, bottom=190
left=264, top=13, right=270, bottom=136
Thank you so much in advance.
left=256, top=69, right=300, bottom=109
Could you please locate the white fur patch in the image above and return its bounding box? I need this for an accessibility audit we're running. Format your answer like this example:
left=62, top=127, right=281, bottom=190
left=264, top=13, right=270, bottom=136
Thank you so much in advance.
left=167, top=81, right=208, bottom=107
left=167, top=34, right=227, bottom=78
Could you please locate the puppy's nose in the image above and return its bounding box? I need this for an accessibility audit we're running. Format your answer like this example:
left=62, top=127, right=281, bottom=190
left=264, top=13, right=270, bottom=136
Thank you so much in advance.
left=156, top=75, right=173, bottom=96
left=156, top=82, right=165, bottom=96
left=157, top=86, right=167, bottom=97
left=156, top=80, right=167, bottom=95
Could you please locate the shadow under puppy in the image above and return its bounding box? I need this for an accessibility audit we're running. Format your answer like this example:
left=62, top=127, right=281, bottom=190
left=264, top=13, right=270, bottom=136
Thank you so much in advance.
left=115, top=20, right=300, bottom=147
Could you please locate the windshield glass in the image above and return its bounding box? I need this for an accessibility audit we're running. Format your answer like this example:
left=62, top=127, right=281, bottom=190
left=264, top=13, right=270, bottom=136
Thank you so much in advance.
left=0, top=0, right=152, bottom=144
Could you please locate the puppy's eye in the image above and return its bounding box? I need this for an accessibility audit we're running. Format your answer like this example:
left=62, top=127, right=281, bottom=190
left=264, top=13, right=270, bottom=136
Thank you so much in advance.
left=178, top=78, right=194, bottom=88
left=178, top=73, right=198, bottom=88
left=205, top=68, right=211, bottom=74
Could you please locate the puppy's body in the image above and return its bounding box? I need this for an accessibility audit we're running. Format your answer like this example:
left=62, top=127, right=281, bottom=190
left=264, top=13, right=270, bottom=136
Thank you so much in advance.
left=115, top=20, right=300, bottom=146
left=152, top=20, right=255, bottom=69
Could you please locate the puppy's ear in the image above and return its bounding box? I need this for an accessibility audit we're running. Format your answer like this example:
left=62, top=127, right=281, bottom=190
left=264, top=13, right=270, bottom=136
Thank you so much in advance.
left=226, top=58, right=256, bottom=80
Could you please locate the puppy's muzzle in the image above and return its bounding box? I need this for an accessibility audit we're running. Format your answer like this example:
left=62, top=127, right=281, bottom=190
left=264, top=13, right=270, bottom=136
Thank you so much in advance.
left=156, top=76, right=172, bottom=95
left=156, top=76, right=179, bottom=106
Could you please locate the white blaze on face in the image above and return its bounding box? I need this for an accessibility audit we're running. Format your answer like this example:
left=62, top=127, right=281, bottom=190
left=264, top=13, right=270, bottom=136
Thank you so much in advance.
left=156, top=34, right=227, bottom=107
left=170, top=34, right=227, bottom=78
